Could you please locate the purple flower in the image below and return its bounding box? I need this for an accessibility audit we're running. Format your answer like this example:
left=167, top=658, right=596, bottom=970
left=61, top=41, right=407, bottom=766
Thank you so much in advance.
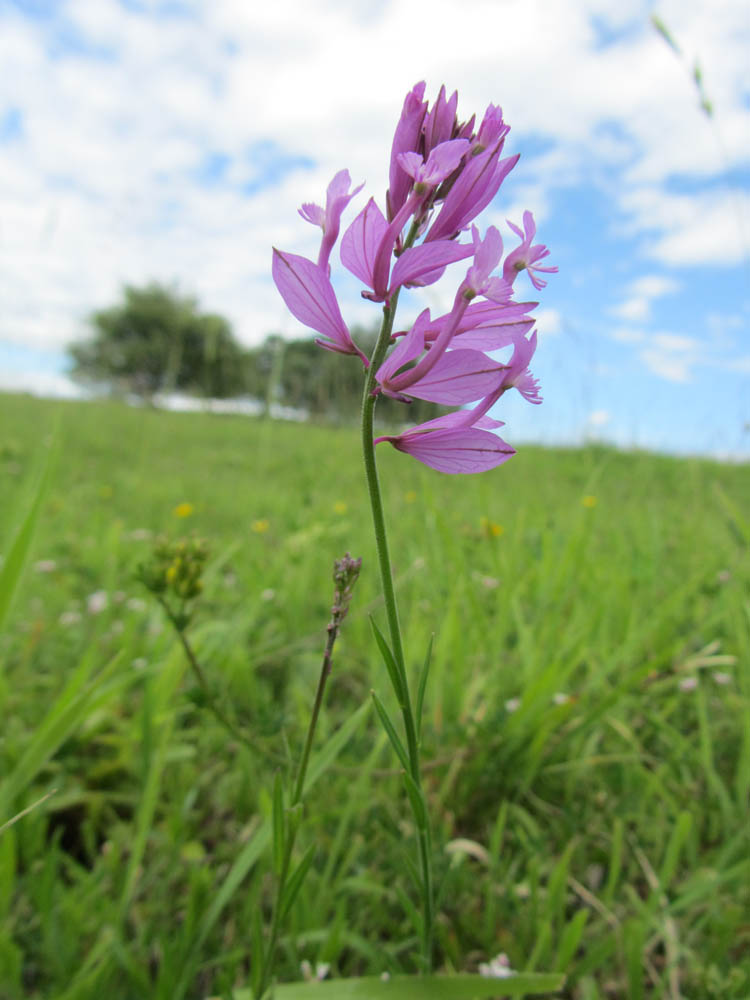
left=299, top=169, right=363, bottom=275
left=502, top=211, right=558, bottom=290
left=272, top=82, right=556, bottom=475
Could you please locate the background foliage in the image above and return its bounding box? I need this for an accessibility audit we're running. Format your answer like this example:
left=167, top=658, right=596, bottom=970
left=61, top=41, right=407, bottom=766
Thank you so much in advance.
left=1, top=391, right=748, bottom=999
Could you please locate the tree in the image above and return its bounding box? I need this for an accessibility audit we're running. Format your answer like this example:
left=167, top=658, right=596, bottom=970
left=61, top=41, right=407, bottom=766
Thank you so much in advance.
left=68, top=283, right=248, bottom=399
left=243, top=327, right=445, bottom=426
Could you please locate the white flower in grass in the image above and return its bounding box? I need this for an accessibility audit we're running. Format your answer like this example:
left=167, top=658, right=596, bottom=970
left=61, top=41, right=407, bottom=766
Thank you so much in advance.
left=679, top=676, right=699, bottom=692
left=552, top=691, right=571, bottom=705
left=126, top=597, right=147, bottom=612
left=300, top=961, right=330, bottom=981
left=505, top=697, right=521, bottom=713
left=34, top=559, right=57, bottom=573
left=479, top=953, right=516, bottom=978
left=712, top=671, right=731, bottom=686
left=86, top=590, right=108, bottom=615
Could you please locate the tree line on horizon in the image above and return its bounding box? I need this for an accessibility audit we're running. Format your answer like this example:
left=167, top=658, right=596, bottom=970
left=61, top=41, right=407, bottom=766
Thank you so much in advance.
left=68, top=282, right=442, bottom=425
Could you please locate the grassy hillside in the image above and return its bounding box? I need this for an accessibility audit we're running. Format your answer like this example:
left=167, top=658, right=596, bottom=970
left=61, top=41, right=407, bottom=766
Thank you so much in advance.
left=1, top=392, right=748, bottom=999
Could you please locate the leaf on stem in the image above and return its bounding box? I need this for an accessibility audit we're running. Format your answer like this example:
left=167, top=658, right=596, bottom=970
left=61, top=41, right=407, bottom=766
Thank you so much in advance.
left=280, top=843, right=317, bottom=920
left=415, top=634, right=434, bottom=742
left=370, top=691, right=409, bottom=772
left=272, top=773, right=286, bottom=876
left=369, top=617, right=406, bottom=704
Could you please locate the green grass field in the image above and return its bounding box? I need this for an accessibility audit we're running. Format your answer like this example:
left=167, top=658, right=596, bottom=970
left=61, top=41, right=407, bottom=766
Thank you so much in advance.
left=1, top=391, right=749, bottom=999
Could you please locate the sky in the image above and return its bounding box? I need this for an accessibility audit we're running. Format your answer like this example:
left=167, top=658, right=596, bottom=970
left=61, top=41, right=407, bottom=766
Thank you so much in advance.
left=1, top=0, right=749, bottom=457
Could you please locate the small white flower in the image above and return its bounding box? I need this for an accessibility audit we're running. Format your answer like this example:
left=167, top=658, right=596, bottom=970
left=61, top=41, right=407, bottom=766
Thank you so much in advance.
left=34, top=559, right=57, bottom=573
left=260, top=588, right=275, bottom=602
left=132, top=658, right=147, bottom=670
left=300, top=961, right=330, bottom=982
left=126, top=597, right=147, bottom=612
left=552, top=692, right=570, bottom=705
left=679, top=676, right=698, bottom=692
left=479, top=953, right=516, bottom=979
left=505, top=697, right=521, bottom=713
left=86, top=590, right=108, bottom=615
left=712, top=671, right=731, bottom=686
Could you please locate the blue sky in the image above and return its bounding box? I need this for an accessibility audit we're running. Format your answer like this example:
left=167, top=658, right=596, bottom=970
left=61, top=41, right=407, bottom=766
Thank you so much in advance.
left=0, top=0, right=748, bottom=457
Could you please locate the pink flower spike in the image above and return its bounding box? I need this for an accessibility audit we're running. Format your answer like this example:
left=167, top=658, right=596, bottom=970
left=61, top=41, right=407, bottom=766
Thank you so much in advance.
left=340, top=198, right=388, bottom=291
left=387, top=82, right=428, bottom=220
left=375, top=425, right=515, bottom=474
left=503, top=211, right=558, bottom=290
left=271, top=249, right=368, bottom=365
left=299, top=169, right=363, bottom=274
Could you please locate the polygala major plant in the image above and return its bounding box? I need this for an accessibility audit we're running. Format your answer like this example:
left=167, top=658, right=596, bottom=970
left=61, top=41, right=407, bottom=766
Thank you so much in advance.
left=271, top=81, right=557, bottom=988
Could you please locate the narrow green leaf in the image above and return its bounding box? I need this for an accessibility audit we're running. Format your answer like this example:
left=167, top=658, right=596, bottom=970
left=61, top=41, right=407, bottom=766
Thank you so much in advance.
left=659, top=810, right=692, bottom=889
left=0, top=428, right=58, bottom=635
left=370, top=691, right=409, bottom=772
left=369, top=617, right=405, bottom=703
left=264, top=971, right=566, bottom=999
left=401, top=770, right=427, bottom=832
left=393, top=884, right=422, bottom=940
left=272, top=773, right=286, bottom=877
left=415, top=633, right=434, bottom=741
left=250, top=901, right=265, bottom=999
left=650, top=14, right=680, bottom=55
left=280, top=842, right=316, bottom=920
left=555, top=909, right=589, bottom=970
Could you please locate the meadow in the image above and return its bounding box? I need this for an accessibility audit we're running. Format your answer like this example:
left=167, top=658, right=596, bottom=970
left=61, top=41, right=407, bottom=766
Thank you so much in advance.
left=0, top=390, right=748, bottom=999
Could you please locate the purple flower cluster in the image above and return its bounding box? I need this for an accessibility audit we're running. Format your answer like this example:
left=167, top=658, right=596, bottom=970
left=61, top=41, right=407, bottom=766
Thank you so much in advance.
left=272, top=82, right=556, bottom=474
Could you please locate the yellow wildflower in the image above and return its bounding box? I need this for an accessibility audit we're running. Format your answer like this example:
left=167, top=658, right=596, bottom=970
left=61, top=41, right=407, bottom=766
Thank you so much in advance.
left=333, top=501, right=348, bottom=514
left=173, top=502, right=194, bottom=518
left=405, top=490, right=417, bottom=503
left=582, top=495, right=597, bottom=509
left=480, top=516, right=504, bottom=538
left=251, top=519, right=270, bottom=534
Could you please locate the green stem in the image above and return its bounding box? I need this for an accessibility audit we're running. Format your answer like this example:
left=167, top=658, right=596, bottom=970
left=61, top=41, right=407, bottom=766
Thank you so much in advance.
left=360, top=284, right=434, bottom=971
left=255, top=601, right=349, bottom=999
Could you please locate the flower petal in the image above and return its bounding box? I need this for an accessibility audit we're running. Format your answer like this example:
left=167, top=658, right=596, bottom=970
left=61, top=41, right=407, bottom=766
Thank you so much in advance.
left=379, top=426, right=515, bottom=474
left=399, top=349, right=507, bottom=405
left=389, top=239, right=475, bottom=291
left=272, top=249, right=364, bottom=361
left=340, top=198, right=388, bottom=290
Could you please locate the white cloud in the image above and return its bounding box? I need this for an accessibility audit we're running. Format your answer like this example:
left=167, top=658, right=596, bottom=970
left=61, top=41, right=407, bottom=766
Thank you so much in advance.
left=610, top=273, right=681, bottom=322
left=639, top=330, right=702, bottom=382
left=0, top=0, right=748, bottom=361
left=587, top=409, right=610, bottom=427
left=534, top=308, right=562, bottom=336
